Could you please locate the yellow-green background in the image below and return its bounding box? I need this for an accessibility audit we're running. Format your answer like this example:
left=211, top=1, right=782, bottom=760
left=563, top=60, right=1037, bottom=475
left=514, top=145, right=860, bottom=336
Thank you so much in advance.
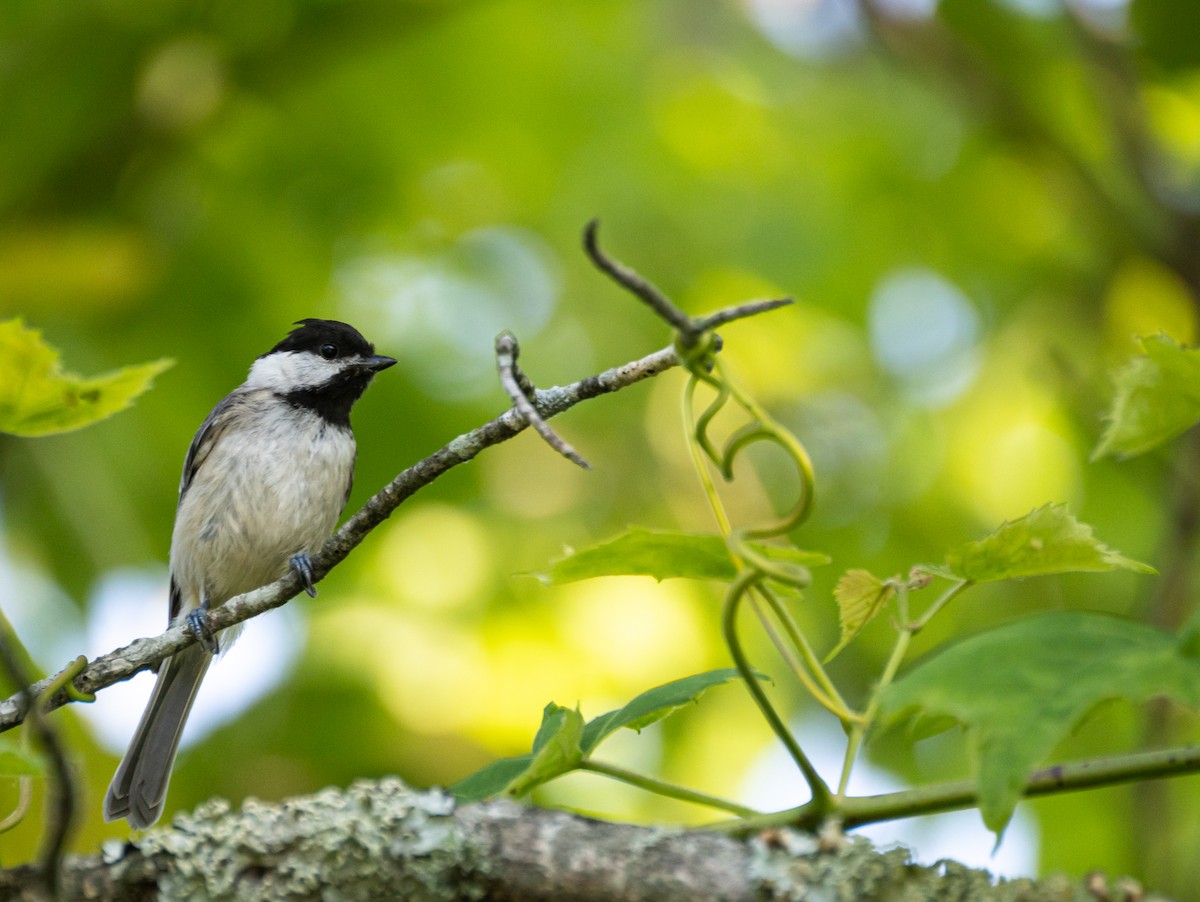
left=3, top=0, right=1200, bottom=893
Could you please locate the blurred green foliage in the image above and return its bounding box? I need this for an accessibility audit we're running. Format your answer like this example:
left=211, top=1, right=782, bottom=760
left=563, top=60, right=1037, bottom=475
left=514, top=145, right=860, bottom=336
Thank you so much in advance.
left=3, top=0, right=1200, bottom=893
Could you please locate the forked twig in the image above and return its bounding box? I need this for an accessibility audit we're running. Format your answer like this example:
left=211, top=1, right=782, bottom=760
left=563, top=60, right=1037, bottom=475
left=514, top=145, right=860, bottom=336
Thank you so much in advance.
left=583, top=219, right=794, bottom=347
left=495, top=331, right=591, bottom=470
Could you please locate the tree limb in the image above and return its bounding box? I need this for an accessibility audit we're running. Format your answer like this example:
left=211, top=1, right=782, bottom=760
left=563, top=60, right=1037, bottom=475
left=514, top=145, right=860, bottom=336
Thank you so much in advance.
left=0, top=219, right=797, bottom=731
left=0, top=343, right=683, bottom=733
left=0, top=780, right=1160, bottom=901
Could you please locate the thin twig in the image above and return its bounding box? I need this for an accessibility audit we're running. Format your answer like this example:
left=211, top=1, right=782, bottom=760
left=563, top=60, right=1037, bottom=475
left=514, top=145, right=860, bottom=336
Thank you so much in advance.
left=582, top=220, right=693, bottom=335
left=696, top=298, right=794, bottom=332
left=583, top=221, right=794, bottom=349
left=495, top=331, right=590, bottom=470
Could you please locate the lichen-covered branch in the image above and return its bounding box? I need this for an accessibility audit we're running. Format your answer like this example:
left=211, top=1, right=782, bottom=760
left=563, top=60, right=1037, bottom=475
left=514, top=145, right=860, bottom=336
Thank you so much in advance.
left=0, top=780, right=1164, bottom=901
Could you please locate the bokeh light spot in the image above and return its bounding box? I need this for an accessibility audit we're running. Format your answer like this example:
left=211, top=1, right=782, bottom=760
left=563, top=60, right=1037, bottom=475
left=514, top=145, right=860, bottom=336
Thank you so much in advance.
left=1103, top=256, right=1197, bottom=353
left=337, top=226, right=559, bottom=399
left=651, top=55, right=783, bottom=176
left=745, top=0, right=863, bottom=59
left=556, top=577, right=711, bottom=687
left=868, top=268, right=981, bottom=406
left=137, top=37, right=226, bottom=132
left=483, top=440, right=588, bottom=519
left=951, top=396, right=1081, bottom=525
left=375, top=503, right=492, bottom=612
left=312, top=603, right=488, bottom=735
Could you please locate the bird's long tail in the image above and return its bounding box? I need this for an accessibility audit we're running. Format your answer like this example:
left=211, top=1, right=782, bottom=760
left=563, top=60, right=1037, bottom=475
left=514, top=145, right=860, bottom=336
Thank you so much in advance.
left=103, top=644, right=210, bottom=829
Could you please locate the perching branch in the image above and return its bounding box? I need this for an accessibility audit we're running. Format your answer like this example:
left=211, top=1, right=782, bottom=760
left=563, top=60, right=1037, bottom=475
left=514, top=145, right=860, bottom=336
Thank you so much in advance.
left=0, top=222, right=792, bottom=732
left=0, top=343, right=682, bottom=732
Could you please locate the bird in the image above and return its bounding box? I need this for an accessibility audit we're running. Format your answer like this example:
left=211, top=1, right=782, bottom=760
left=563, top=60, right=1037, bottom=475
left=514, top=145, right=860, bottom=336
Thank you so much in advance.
left=103, top=318, right=395, bottom=829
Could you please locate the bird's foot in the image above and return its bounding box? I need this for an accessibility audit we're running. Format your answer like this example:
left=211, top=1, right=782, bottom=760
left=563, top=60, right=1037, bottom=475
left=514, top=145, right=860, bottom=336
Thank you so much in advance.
left=291, top=553, right=318, bottom=598
left=186, top=602, right=220, bottom=655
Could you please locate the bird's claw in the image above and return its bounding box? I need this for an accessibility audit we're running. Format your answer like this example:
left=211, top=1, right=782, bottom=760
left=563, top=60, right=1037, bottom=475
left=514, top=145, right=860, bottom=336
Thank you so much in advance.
left=186, top=605, right=220, bottom=655
left=291, top=553, right=318, bottom=598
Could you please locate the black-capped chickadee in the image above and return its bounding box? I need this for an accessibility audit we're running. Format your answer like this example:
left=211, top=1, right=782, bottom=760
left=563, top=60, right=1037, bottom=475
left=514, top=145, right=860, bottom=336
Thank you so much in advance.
left=104, top=319, right=395, bottom=829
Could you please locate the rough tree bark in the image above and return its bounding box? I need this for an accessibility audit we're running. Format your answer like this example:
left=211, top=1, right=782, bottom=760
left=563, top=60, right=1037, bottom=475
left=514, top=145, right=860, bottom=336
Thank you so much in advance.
left=0, top=780, right=1167, bottom=901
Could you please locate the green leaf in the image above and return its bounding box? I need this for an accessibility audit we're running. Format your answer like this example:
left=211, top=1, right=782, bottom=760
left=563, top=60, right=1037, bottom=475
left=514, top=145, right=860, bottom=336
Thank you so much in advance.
left=449, top=705, right=585, bottom=802
left=579, top=668, right=756, bottom=754
left=877, top=612, right=1200, bottom=835
left=449, top=755, right=534, bottom=803
left=504, top=703, right=585, bottom=797
left=0, top=738, right=43, bottom=777
left=825, top=570, right=895, bottom=662
left=1094, top=334, right=1200, bottom=460
left=935, top=504, right=1154, bottom=583
left=535, top=527, right=829, bottom=585
left=0, top=318, right=173, bottom=437
left=449, top=670, right=756, bottom=802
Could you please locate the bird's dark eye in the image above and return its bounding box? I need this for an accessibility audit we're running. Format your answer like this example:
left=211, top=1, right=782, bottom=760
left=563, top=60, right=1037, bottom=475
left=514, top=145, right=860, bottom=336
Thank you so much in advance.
left=320, top=343, right=338, bottom=360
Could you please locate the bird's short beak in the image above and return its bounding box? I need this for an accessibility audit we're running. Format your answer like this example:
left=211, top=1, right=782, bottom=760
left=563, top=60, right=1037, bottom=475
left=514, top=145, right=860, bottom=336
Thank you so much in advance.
left=364, top=355, right=398, bottom=372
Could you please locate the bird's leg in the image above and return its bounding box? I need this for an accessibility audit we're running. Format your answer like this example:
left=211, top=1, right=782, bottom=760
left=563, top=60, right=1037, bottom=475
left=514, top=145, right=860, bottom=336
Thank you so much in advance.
left=290, top=553, right=318, bottom=598
left=186, top=598, right=220, bottom=655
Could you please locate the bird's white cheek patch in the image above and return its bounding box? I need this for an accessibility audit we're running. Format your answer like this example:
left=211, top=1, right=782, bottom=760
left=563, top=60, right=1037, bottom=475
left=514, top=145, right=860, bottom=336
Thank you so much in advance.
left=245, top=352, right=341, bottom=393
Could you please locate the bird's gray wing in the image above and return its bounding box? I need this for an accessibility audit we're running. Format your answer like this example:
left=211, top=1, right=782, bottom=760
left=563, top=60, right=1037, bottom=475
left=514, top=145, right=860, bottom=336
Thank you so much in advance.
left=178, top=391, right=242, bottom=500
left=342, top=449, right=357, bottom=510
left=168, top=391, right=242, bottom=623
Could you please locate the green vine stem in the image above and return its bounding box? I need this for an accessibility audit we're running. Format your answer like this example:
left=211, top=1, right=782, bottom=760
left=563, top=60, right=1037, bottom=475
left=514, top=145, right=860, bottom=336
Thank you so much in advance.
left=724, top=569, right=832, bottom=810
left=683, top=362, right=856, bottom=723
left=836, top=582, right=912, bottom=799
left=682, top=376, right=854, bottom=722
left=578, top=759, right=762, bottom=818
left=0, top=608, right=36, bottom=835
left=688, top=357, right=817, bottom=542
left=834, top=578, right=974, bottom=797
left=710, top=742, right=1200, bottom=836
left=682, top=377, right=734, bottom=537
left=750, top=583, right=860, bottom=724
left=909, top=578, right=973, bottom=633
left=0, top=768, right=32, bottom=834
left=0, top=640, right=86, bottom=895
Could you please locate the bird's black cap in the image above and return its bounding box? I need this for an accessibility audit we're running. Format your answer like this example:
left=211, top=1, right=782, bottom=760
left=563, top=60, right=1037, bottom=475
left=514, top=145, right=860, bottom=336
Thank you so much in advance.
left=265, top=319, right=377, bottom=361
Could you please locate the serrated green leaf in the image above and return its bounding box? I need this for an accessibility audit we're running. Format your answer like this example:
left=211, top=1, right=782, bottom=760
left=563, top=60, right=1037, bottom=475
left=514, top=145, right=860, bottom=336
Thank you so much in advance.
left=535, top=527, right=829, bottom=585
left=877, top=612, right=1200, bottom=835
left=0, top=319, right=173, bottom=437
left=579, top=668, right=757, bottom=754
left=939, top=504, right=1154, bottom=583
left=825, top=570, right=896, bottom=662
left=1094, top=334, right=1200, bottom=459
left=0, top=738, right=43, bottom=777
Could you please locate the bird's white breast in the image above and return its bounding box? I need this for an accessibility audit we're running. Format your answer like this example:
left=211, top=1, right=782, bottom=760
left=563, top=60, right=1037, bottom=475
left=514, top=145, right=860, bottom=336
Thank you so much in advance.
left=169, top=393, right=356, bottom=622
